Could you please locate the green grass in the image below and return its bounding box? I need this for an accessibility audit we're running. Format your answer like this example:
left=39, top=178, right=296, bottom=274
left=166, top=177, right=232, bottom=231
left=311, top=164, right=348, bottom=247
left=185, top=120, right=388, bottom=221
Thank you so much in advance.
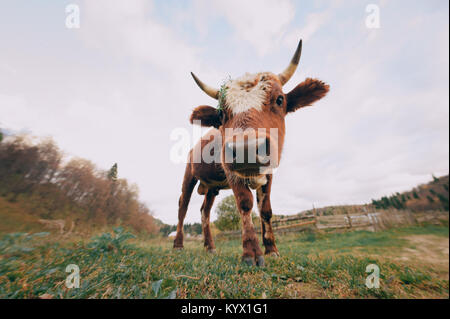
left=389, top=224, right=449, bottom=237
left=0, top=225, right=448, bottom=299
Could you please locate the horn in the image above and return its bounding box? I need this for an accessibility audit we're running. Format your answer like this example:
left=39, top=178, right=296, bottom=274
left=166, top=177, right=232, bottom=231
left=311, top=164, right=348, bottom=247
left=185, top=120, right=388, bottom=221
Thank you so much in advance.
left=278, top=39, right=302, bottom=86
left=190, top=72, right=219, bottom=99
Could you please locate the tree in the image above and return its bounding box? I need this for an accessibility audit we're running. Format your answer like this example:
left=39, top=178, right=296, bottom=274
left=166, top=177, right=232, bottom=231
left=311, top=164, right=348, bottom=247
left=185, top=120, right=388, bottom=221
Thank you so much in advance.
left=381, top=196, right=390, bottom=208
left=401, top=194, right=406, bottom=203
left=432, top=174, right=439, bottom=183
left=437, top=194, right=449, bottom=211
left=184, top=223, right=202, bottom=235
left=215, top=196, right=241, bottom=231
left=160, top=224, right=176, bottom=236
left=371, top=199, right=379, bottom=209
left=214, top=195, right=258, bottom=231
left=108, top=163, right=118, bottom=182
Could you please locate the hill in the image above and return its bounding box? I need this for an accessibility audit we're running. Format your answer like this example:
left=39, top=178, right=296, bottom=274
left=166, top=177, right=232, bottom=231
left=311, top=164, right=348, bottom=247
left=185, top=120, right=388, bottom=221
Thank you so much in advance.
left=286, top=175, right=449, bottom=220
left=371, top=175, right=449, bottom=211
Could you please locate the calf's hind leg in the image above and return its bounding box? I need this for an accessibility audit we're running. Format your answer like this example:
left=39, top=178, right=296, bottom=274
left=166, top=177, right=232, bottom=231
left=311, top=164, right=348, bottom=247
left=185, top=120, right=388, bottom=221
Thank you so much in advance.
left=201, top=189, right=218, bottom=253
left=173, top=164, right=197, bottom=249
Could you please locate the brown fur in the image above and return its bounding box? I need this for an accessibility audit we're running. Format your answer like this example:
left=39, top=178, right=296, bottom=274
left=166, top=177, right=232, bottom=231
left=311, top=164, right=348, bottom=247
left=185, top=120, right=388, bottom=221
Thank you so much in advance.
left=175, top=71, right=329, bottom=265
left=286, top=78, right=330, bottom=113
left=190, top=105, right=222, bottom=128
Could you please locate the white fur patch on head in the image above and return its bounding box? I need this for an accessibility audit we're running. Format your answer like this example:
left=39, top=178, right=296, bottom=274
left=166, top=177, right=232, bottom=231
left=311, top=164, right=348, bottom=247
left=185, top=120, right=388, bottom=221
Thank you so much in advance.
left=224, top=72, right=272, bottom=115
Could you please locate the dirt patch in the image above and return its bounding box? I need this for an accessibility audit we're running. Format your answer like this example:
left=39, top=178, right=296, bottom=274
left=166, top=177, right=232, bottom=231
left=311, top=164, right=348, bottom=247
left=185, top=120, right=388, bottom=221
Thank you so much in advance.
left=397, top=235, right=449, bottom=273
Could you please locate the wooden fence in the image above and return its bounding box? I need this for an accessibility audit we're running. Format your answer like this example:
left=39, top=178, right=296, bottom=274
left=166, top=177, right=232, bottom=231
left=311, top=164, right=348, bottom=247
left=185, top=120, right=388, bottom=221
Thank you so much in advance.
left=217, top=209, right=449, bottom=238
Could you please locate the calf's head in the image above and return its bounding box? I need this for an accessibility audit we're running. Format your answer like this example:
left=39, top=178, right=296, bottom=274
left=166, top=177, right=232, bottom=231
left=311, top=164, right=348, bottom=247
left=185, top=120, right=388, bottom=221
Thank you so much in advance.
left=190, top=40, right=329, bottom=178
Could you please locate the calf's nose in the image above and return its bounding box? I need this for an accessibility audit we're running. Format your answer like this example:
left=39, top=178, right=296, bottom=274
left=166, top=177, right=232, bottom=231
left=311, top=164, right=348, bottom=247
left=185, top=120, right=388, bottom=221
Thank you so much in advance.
left=224, top=137, right=270, bottom=165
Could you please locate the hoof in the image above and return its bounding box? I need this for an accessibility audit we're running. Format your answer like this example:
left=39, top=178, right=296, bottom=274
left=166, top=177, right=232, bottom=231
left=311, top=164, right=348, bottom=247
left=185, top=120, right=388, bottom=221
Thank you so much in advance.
left=242, top=256, right=265, bottom=267
left=256, top=255, right=265, bottom=267
left=173, top=246, right=184, bottom=251
left=207, top=249, right=217, bottom=254
left=242, top=257, right=256, bottom=266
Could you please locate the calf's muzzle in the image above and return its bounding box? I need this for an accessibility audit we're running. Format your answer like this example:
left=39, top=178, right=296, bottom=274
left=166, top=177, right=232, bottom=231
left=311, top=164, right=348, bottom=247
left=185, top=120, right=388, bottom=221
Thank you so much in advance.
left=224, top=133, right=275, bottom=175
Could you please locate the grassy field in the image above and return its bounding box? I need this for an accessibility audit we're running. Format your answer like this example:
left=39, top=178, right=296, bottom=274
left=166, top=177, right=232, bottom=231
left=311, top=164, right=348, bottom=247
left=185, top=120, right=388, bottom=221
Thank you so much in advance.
left=0, top=223, right=448, bottom=299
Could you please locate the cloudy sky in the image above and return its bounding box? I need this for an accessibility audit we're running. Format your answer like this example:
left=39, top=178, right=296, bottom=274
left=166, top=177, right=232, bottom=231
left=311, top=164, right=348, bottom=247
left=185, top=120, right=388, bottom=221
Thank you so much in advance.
left=1, top=0, right=448, bottom=225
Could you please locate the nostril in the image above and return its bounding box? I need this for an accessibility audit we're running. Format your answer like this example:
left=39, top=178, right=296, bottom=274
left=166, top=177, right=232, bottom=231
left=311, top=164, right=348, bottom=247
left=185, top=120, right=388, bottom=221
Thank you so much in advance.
left=225, top=142, right=236, bottom=161
left=265, top=138, right=271, bottom=156
left=256, top=138, right=270, bottom=156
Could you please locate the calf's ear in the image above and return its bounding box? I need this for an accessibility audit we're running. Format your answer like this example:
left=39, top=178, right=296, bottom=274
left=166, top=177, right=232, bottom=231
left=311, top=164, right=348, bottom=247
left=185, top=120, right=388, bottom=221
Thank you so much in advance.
left=190, top=105, right=222, bottom=128
left=286, top=78, right=329, bottom=113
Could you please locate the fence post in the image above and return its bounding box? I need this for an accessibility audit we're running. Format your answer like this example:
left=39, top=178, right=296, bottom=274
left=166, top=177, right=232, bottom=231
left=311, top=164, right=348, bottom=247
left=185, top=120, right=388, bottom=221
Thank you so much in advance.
left=345, top=210, right=352, bottom=229
left=364, top=206, right=377, bottom=232
left=312, top=204, right=321, bottom=233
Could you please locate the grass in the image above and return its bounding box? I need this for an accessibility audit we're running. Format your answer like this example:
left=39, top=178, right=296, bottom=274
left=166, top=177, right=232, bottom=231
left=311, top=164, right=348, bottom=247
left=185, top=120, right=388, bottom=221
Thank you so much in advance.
left=0, top=224, right=448, bottom=299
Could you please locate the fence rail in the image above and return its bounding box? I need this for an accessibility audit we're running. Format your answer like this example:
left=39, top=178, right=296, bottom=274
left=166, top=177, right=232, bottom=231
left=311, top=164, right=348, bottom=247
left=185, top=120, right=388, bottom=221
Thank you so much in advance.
left=217, top=209, right=449, bottom=238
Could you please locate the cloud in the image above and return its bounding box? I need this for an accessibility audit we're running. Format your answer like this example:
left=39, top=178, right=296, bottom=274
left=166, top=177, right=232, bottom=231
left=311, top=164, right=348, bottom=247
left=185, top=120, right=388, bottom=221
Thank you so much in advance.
left=0, top=0, right=448, bottom=226
left=0, top=88, right=34, bottom=134
left=211, top=0, right=295, bottom=56
left=80, top=0, right=199, bottom=74
left=284, top=11, right=330, bottom=45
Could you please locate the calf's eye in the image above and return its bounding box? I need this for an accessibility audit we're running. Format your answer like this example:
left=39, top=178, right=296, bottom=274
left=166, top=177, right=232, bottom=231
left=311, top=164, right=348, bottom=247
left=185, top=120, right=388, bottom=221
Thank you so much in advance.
left=276, top=95, right=284, bottom=106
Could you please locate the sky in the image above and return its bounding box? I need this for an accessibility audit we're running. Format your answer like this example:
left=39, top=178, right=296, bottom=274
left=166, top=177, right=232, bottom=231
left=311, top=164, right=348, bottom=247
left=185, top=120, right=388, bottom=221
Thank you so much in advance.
left=0, top=0, right=448, bottom=225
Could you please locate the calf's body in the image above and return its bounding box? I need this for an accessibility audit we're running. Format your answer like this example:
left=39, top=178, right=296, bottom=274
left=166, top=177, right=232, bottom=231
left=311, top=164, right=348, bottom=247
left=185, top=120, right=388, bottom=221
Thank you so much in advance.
left=174, top=40, right=329, bottom=266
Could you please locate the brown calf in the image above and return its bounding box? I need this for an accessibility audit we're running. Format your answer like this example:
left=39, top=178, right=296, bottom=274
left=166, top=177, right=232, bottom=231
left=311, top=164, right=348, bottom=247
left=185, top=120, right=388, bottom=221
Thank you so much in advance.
left=174, top=39, right=329, bottom=266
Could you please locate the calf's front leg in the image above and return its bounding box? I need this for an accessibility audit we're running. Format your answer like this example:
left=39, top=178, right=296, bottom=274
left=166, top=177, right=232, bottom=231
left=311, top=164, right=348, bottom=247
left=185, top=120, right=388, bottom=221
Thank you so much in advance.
left=231, top=182, right=264, bottom=266
left=256, top=175, right=279, bottom=256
